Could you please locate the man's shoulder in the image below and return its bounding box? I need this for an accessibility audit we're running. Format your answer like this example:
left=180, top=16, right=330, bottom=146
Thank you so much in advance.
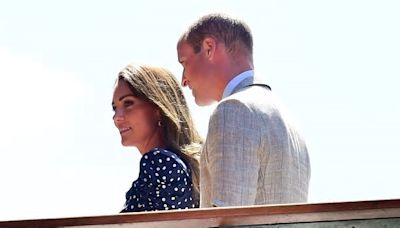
left=211, top=86, right=283, bottom=126
left=214, top=96, right=250, bottom=115
left=218, top=86, right=270, bottom=110
left=210, top=93, right=262, bottom=124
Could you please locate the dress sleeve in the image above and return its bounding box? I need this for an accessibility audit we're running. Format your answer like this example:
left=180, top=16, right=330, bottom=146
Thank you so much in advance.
left=139, top=151, right=194, bottom=210
left=206, top=99, right=260, bottom=206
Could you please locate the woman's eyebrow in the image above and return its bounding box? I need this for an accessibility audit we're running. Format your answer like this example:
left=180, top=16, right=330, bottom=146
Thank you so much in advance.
left=112, top=94, right=135, bottom=106
left=118, top=94, right=135, bottom=102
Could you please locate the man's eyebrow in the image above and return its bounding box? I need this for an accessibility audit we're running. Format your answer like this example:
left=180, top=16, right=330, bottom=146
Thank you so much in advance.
left=178, top=54, right=186, bottom=64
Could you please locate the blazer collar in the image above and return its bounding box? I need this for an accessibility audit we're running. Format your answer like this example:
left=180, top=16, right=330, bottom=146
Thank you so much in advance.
left=231, top=76, right=255, bottom=95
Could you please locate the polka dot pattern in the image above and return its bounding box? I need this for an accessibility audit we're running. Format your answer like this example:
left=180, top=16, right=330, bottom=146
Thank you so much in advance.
left=120, top=148, right=199, bottom=213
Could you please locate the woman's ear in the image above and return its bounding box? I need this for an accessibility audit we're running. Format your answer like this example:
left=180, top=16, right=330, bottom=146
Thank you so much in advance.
left=155, top=108, right=162, bottom=120
left=202, top=37, right=217, bottom=59
left=154, top=108, right=163, bottom=127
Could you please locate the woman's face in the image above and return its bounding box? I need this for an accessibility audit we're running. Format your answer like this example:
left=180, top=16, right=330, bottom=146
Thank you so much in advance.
left=112, top=79, right=161, bottom=151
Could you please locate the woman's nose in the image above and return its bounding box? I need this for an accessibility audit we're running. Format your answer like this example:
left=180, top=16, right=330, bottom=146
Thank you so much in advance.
left=113, top=109, right=125, bottom=122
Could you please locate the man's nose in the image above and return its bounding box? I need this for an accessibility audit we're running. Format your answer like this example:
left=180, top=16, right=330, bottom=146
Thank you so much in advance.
left=181, top=69, right=188, bottom=87
left=181, top=77, right=188, bottom=87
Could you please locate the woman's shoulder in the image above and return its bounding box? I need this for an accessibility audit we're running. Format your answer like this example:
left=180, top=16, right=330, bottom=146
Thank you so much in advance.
left=141, top=148, right=189, bottom=171
left=142, top=148, right=179, bottom=161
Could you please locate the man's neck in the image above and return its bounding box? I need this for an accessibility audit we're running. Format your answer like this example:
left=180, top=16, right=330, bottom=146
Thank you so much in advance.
left=222, top=70, right=254, bottom=99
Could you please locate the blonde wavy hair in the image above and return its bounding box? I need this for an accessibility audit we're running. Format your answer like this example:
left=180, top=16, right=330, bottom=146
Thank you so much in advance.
left=117, top=64, right=203, bottom=200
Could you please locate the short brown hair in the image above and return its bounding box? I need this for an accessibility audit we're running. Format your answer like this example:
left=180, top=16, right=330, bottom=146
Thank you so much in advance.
left=182, top=13, right=253, bottom=55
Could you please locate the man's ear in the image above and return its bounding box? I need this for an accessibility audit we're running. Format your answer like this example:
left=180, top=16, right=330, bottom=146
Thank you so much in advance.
left=202, top=37, right=217, bottom=59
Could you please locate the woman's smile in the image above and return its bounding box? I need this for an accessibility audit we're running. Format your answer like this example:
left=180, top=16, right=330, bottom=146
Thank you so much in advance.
left=119, top=127, right=132, bottom=135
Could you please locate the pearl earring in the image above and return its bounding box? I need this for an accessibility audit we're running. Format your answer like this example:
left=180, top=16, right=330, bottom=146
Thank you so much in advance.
left=157, top=120, right=162, bottom=127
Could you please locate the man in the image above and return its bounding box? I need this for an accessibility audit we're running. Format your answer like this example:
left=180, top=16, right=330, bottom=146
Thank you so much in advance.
left=177, top=13, right=311, bottom=207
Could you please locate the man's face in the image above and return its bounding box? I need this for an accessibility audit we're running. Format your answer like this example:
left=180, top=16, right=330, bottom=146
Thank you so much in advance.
left=177, top=40, right=215, bottom=106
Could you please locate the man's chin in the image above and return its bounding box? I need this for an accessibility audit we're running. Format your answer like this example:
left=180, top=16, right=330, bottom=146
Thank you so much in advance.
left=195, top=97, right=215, bottom=106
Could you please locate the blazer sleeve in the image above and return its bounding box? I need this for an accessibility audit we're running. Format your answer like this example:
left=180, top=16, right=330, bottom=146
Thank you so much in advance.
left=205, top=98, right=261, bottom=206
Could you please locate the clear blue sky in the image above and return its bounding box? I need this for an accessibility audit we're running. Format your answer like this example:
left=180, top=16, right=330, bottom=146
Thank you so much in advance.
left=1, top=0, right=399, bottom=220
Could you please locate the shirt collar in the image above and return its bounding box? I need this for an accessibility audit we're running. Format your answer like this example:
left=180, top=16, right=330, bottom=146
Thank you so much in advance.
left=222, top=70, right=254, bottom=98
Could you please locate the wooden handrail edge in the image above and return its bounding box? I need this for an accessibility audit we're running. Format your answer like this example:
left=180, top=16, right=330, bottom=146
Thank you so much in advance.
left=1, top=198, right=400, bottom=227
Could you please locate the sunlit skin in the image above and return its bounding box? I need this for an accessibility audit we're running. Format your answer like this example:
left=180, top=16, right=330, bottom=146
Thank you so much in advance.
left=177, top=38, right=253, bottom=106
left=177, top=39, right=221, bottom=106
left=112, top=79, right=165, bottom=154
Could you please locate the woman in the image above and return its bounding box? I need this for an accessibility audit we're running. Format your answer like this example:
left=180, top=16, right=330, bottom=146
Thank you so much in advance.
left=112, top=64, right=202, bottom=212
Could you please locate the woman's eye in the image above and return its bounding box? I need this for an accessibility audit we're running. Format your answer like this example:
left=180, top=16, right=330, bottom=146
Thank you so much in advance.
left=123, top=100, right=134, bottom=108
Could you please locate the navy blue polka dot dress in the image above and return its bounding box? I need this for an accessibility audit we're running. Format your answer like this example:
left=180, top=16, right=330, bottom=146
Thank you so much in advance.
left=120, top=148, right=199, bottom=212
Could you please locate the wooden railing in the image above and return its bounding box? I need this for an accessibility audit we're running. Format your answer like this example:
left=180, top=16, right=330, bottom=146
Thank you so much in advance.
left=1, top=199, right=400, bottom=227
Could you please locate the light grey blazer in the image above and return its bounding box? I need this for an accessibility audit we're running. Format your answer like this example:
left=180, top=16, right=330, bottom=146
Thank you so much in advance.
left=200, top=77, right=311, bottom=207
